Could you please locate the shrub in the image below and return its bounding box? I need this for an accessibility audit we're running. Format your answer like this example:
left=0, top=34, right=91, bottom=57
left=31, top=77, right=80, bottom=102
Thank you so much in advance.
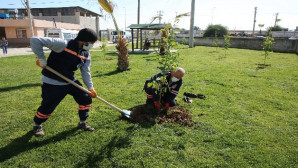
left=203, top=24, right=228, bottom=37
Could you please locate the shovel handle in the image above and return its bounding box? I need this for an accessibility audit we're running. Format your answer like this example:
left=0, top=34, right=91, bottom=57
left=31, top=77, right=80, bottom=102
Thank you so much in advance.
left=45, top=66, right=123, bottom=113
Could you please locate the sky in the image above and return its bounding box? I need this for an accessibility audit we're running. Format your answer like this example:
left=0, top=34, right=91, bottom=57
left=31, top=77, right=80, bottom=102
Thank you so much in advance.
left=2, top=0, right=298, bottom=31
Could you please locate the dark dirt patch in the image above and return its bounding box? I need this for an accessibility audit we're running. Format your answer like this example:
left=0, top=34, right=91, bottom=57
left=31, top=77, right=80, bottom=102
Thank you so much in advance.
left=208, top=51, right=219, bottom=53
left=121, top=105, right=203, bottom=127
left=255, top=63, right=271, bottom=67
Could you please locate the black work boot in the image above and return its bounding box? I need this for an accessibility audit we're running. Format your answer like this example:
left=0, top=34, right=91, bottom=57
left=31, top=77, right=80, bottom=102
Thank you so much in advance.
left=78, top=122, right=95, bottom=132
left=33, top=125, right=44, bottom=137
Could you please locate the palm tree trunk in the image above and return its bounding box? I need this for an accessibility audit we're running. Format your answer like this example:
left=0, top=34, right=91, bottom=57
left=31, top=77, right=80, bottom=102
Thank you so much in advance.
left=116, top=37, right=129, bottom=71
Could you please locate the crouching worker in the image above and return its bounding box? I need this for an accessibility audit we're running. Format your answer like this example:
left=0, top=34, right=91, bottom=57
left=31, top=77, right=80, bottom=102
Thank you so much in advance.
left=31, top=28, right=98, bottom=136
left=144, top=67, right=185, bottom=111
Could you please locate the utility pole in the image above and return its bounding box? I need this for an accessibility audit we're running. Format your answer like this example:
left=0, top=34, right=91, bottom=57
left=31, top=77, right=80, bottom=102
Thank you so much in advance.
left=211, top=7, right=215, bottom=25
left=189, top=0, right=195, bottom=48
left=274, top=13, right=279, bottom=27
left=123, top=7, right=126, bottom=31
left=252, top=7, right=257, bottom=37
left=26, top=0, right=34, bottom=37
left=157, top=10, right=163, bottom=24
left=136, top=0, right=140, bottom=48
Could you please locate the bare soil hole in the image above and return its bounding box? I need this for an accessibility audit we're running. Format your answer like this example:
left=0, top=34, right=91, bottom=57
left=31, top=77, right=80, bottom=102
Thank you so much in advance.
left=121, top=105, right=202, bottom=127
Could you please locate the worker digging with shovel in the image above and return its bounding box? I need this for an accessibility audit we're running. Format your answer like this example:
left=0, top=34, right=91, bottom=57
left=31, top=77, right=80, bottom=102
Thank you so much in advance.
left=31, top=28, right=98, bottom=137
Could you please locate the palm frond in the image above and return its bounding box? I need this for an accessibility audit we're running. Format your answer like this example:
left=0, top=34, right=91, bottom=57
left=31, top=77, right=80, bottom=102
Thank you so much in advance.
left=98, top=0, right=114, bottom=14
left=175, top=12, right=190, bottom=19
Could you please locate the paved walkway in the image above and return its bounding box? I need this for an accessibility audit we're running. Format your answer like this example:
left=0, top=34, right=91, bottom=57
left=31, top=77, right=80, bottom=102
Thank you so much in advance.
left=0, top=47, right=42, bottom=57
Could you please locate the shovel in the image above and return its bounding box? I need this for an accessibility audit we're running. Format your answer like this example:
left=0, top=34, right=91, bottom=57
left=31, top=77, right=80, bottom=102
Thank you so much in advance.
left=45, top=66, right=132, bottom=119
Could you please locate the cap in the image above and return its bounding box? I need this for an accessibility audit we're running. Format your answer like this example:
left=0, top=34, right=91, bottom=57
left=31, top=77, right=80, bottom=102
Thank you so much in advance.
left=76, top=28, right=98, bottom=42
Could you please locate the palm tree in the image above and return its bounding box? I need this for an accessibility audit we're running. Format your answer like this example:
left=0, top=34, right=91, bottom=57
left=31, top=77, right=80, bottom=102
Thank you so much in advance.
left=98, top=0, right=129, bottom=71
left=258, top=24, right=265, bottom=35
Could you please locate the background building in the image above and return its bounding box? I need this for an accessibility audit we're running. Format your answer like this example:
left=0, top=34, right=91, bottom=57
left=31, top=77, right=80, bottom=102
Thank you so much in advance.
left=0, top=7, right=101, bottom=47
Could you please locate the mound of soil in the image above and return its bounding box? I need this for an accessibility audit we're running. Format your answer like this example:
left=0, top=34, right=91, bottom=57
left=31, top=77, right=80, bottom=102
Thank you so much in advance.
left=122, top=105, right=200, bottom=127
left=157, top=107, right=196, bottom=127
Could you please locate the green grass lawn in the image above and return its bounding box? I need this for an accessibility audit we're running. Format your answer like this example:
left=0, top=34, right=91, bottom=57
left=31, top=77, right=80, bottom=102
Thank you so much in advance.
left=0, top=46, right=297, bottom=167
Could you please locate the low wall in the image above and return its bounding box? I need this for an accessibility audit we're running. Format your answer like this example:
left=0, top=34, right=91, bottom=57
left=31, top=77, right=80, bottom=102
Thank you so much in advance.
left=177, top=37, right=298, bottom=54
left=6, top=38, right=30, bottom=47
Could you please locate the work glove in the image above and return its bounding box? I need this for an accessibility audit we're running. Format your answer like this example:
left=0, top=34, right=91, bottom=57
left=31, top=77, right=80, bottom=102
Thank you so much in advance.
left=36, top=59, right=47, bottom=68
left=88, top=89, right=97, bottom=98
left=154, top=101, right=160, bottom=111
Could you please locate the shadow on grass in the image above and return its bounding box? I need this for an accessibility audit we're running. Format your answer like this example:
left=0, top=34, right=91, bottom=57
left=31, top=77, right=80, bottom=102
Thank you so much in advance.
left=103, top=52, right=117, bottom=57
left=0, top=127, right=78, bottom=162
left=251, top=65, right=270, bottom=77
left=74, top=105, right=158, bottom=166
left=93, top=69, right=122, bottom=78
left=0, top=83, right=41, bottom=93
left=75, top=126, right=134, bottom=168
left=142, top=55, right=156, bottom=62
left=255, top=66, right=267, bottom=70
left=128, top=51, right=153, bottom=55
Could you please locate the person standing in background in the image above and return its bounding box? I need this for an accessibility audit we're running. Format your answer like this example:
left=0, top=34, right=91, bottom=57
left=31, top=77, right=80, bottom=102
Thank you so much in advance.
left=1, top=37, right=8, bottom=55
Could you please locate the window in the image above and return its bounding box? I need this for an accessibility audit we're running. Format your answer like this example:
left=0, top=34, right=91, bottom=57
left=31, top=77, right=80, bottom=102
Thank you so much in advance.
left=48, top=33, right=59, bottom=38
left=61, top=8, right=74, bottom=16
left=16, top=29, right=27, bottom=38
left=63, top=33, right=72, bottom=39
left=42, top=9, right=58, bottom=16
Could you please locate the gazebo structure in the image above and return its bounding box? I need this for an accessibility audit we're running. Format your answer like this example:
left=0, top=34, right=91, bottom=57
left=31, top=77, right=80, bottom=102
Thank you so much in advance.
left=127, top=24, right=172, bottom=52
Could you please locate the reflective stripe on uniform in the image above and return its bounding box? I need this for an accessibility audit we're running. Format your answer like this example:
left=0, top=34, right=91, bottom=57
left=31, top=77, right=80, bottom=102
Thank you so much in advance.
left=171, top=89, right=178, bottom=95
left=79, top=104, right=91, bottom=110
left=147, top=94, right=153, bottom=99
left=64, top=48, right=87, bottom=60
left=35, top=111, right=51, bottom=119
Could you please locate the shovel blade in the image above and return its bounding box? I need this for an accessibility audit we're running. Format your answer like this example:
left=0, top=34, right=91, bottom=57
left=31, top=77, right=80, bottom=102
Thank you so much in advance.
left=121, top=109, right=132, bottom=118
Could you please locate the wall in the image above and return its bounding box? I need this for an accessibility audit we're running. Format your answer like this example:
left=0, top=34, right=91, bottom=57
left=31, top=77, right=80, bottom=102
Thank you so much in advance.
left=0, top=18, right=81, bottom=46
left=36, top=28, right=45, bottom=37
left=79, top=16, right=97, bottom=32
left=34, top=15, right=79, bottom=25
left=176, top=37, right=298, bottom=54
left=272, top=31, right=297, bottom=38
left=34, top=19, right=80, bottom=30
left=0, top=19, right=30, bottom=27
left=7, top=38, right=30, bottom=47
left=5, top=27, right=17, bottom=38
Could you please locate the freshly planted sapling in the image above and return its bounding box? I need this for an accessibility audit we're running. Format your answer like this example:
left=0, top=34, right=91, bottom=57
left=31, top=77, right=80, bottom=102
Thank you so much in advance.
left=223, top=35, right=231, bottom=57
left=213, top=30, right=219, bottom=50
left=262, top=36, right=274, bottom=65
left=147, top=13, right=189, bottom=106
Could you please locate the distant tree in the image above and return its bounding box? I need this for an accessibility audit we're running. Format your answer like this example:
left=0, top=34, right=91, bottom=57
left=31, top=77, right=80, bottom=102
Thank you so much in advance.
left=275, top=19, right=282, bottom=27
left=258, top=24, right=265, bottom=35
left=194, top=26, right=200, bottom=30
left=203, top=24, right=228, bottom=37
left=266, top=25, right=283, bottom=36
left=268, top=25, right=283, bottom=31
